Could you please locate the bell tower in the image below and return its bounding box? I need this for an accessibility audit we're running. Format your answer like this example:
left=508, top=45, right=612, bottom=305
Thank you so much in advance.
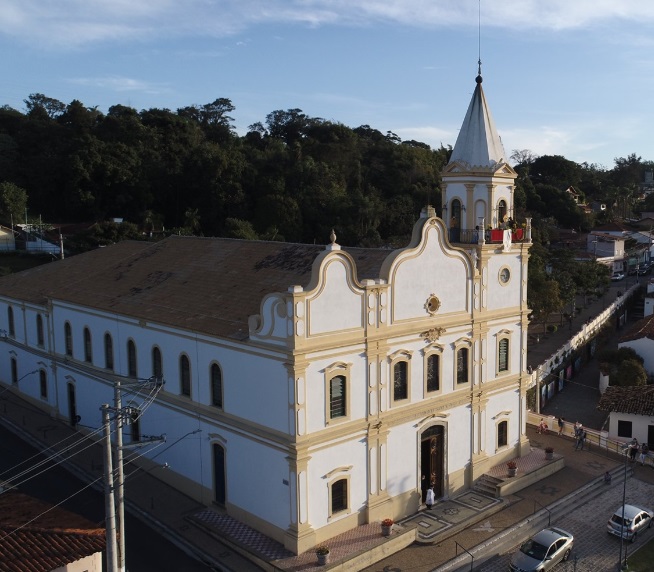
left=441, top=72, right=518, bottom=240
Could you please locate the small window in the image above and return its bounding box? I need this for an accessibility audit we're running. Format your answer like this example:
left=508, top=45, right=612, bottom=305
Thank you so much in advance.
left=331, top=478, right=348, bottom=514
left=329, top=375, right=346, bottom=418
left=104, top=333, right=114, bottom=370
left=498, top=338, right=509, bottom=373
left=129, top=407, right=141, bottom=442
left=10, top=358, right=17, bottom=384
left=180, top=355, right=191, bottom=397
left=64, top=322, right=73, bottom=357
left=127, top=340, right=137, bottom=378
left=617, top=420, right=633, bottom=438
left=426, top=354, right=440, bottom=393
left=83, top=328, right=92, bottom=363
left=211, top=363, right=223, bottom=408
left=36, top=314, right=44, bottom=346
left=152, top=347, right=163, bottom=380
left=393, top=360, right=408, bottom=401
left=39, top=369, right=47, bottom=399
left=497, top=420, right=508, bottom=448
left=456, top=348, right=469, bottom=385
left=498, top=199, right=507, bottom=225
left=7, top=306, right=14, bottom=337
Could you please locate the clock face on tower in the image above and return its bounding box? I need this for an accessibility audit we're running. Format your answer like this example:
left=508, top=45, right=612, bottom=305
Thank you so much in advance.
left=499, top=268, right=511, bottom=284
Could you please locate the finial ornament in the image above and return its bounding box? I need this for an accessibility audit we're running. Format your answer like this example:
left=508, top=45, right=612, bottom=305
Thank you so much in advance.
left=330, top=229, right=336, bottom=244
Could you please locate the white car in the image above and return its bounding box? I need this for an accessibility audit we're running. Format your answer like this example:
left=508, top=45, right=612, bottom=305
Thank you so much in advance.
left=509, top=527, right=574, bottom=571
left=611, top=272, right=625, bottom=281
left=607, top=504, right=653, bottom=542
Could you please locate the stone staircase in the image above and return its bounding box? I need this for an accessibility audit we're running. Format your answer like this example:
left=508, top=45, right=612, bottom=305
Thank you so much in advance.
left=473, top=473, right=502, bottom=497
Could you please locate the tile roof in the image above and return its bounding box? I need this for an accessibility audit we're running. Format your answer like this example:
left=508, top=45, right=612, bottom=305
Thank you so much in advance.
left=597, top=385, right=654, bottom=415
left=0, top=490, right=105, bottom=572
left=0, top=236, right=391, bottom=341
left=619, top=314, right=654, bottom=343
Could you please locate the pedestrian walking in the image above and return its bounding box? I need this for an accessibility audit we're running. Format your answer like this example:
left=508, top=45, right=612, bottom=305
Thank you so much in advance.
left=639, top=442, right=649, bottom=466
left=575, top=429, right=587, bottom=451
left=574, top=421, right=581, bottom=438
left=629, top=438, right=639, bottom=462
left=557, top=417, right=564, bottom=436
left=537, top=418, right=548, bottom=434
left=425, top=487, right=435, bottom=510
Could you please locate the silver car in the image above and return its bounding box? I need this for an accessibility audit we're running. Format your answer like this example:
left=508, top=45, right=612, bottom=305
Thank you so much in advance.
left=509, top=527, right=573, bottom=571
left=607, top=504, right=653, bottom=542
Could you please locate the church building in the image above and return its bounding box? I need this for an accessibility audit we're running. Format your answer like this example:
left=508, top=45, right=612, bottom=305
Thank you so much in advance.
left=0, top=72, right=531, bottom=554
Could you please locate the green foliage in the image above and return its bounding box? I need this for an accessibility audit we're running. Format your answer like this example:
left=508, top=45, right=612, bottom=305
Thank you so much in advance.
left=612, top=359, right=647, bottom=387
left=0, top=181, right=28, bottom=219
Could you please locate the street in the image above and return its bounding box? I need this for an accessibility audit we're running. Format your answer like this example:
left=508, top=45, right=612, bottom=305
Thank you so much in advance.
left=0, top=423, right=212, bottom=572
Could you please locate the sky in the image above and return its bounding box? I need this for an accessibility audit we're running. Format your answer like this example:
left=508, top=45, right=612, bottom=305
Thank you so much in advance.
left=2, top=1, right=654, bottom=169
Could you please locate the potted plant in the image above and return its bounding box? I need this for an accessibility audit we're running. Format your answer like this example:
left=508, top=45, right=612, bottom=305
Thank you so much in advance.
left=507, top=460, right=517, bottom=477
left=381, top=518, right=394, bottom=536
left=315, top=545, right=330, bottom=565
left=545, top=446, right=554, bottom=460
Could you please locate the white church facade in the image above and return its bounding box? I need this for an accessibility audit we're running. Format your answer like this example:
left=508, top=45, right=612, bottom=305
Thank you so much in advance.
left=0, top=73, right=531, bottom=554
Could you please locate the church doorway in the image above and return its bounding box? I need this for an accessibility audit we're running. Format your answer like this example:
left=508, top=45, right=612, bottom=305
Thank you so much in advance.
left=420, top=425, right=444, bottom=501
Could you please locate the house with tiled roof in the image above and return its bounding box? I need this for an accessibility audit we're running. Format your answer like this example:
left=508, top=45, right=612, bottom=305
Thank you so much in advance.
left=0, top=489, right=105, bottom=571
left=0, top=72, right=532, bottom=555
left=597, top=385, right=654, bottom=448
left=618, top=314, right=654, bottom=376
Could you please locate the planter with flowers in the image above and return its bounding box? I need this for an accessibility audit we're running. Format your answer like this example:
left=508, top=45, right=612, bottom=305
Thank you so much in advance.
left=381, top=518, right=394, bottom=537
left=545, top=446, right=554, bottom=460
left=507, top=460, right=517, bottom=477
left=315, top=545, right=330, bottom=565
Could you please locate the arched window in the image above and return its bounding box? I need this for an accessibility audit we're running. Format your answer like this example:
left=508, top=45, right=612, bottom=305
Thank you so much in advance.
left=331, top=478, right=348, bottom=514
left=393, top=360, right=408, bottom=401
left=64, top=322, right=73, bottom=357
left=83, top=327, right=92, bottom=363
left=497, top=420, right=508, bottom=448
left=426, top=354, right=440, bottom=393
left=10, top=358, right=17, bottom=384
left=211, top=363, right=223, bottom=408
left=104, top=333, right=114, bottom=370
left=127, top=340, right=137, bottom=378
left=450, top=199, right=462, bottom=242
left=152, top=347, right=163, bottom=380
left=36, top=314, right=44, bottom=346
left=498, top=200, right=507, bottom=226
left=329, top=375, right=346, bottom=418
left=7, top=306, right=14, bottom=337
left=498, top=338, right=509, bottom=373
left=456, top=347, right=469, bottom=385
left=180, top=355, right=191, bottom=396
left=39, top=369, right=47, bottom=399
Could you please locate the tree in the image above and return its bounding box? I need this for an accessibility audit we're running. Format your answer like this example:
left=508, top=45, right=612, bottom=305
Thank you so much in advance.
left=612, top=359, right=647, bottom=387
left=0, top=181, right=28, bottom=221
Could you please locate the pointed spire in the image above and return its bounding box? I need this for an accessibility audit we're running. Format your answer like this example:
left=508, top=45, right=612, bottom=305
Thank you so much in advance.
left=448, top=74, right=507, bottom=169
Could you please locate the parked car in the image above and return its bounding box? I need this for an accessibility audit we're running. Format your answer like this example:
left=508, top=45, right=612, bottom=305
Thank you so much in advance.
left=637, top=263, right=651, bottom=275
left=607, top=504, right=653, bottom=542
left=611, top=272, right=625, bottom=281
left=509, top=527, right=574, bottom=571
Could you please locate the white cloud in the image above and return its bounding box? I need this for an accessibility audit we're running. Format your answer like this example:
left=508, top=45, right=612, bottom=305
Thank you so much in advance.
left=70, top=76, right=171, bottom=95
left=3, top=0, right=654, bottom=49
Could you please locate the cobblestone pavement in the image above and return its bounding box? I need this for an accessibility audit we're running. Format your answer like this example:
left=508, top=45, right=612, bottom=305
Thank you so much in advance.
left=472, top=477, right=654, bottom=572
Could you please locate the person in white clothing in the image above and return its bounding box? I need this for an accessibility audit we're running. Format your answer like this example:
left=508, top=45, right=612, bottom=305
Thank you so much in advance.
left=425, top=487, right=435, bottom=510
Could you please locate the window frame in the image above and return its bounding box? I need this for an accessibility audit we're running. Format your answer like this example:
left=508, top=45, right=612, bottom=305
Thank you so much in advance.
left=423, top=346, right=443, bottom=396
left=389, top=351, right=412, bottom=405
left=64, top=322, right=73, bottom=357
left=617, top=420, right=633, bottom=438
left=324, top=362, right=351, bottom=424
left=127, top=339, right=137, bottom=378
left=152, top=346, right=163, bottom=380
left=210, top=363, right=223, bottom=408
left=454, top=342, right=471, bottom=388
left=36, top=314, right=44, bottom=347
left=496, top=419, right=509, bottom=450
left=104, top=333, right=114, bottom=370
left=83, top=327, right=93, bottom=363
left=39, top=369, right=48, bottom=399
left=10, top=357, right=17, bottom=384
left=7, top=306, right=14, bottom=337
left=180, top=354, right=191, bottom=397
left=328, top=476, right=350, bottom=518
left=497, top=332, right=511, bottom=375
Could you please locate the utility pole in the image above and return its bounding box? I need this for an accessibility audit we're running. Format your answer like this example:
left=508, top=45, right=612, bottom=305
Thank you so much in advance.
left=102, top=404, right=118, bottom=572
left=114, top=379, right=126, bottom=572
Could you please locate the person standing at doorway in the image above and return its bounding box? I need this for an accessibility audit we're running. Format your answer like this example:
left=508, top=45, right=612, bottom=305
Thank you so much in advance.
left=425, top=487, right=435, bottom=510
